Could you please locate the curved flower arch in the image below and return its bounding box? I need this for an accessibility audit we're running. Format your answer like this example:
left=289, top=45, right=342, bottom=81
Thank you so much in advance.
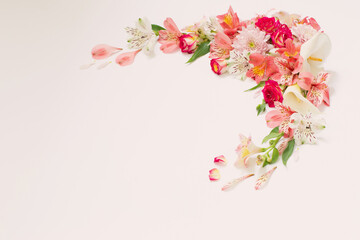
left=87, top=7, right=331, bottom=190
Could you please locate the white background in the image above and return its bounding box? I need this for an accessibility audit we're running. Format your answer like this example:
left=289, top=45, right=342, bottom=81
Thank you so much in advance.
left=1, top=0, right=359, bottom=239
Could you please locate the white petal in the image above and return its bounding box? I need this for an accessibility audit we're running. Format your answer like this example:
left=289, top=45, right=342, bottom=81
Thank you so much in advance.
left=283, top=85, right=320, bottom=115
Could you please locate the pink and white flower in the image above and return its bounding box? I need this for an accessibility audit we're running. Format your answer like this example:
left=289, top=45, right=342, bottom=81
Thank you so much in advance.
left=179, top=34, right=199, bottom=54
left=227, top=50, right=250, bottom=79
left=297, top=72, right=330, bottom=107
left=209, top=31, right=233, bottom=59
left=289, top=113, right=326, bottom=145
left=232, top=25, right=271, bottom=54
left=125, top=18, right=157, bottom=55
left=235, top=134, right=262, bottom=167
left=210, top=58, right=227, bottom=75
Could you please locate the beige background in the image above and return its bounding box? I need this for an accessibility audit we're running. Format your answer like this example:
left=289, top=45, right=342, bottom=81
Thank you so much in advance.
left=0, top=0, right=359, bottom=239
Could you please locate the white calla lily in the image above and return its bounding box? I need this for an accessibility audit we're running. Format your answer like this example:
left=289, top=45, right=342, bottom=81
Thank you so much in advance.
left=300, top=32, right=331, bottom=76
left=283, top=85, right=320, bottom=115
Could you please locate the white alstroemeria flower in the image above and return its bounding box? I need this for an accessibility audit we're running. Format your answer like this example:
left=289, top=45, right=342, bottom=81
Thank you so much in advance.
left=125, top=18, right=157, bottom=56
left=183, top=17, right=222, bottom=41
left=289, top=112, right=325, bottom=145
left=300, top=32, right=331, bottom=76
left=227, top=50, right=251, bottom=79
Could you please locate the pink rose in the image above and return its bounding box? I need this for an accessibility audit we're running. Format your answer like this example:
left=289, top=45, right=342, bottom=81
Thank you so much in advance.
left=271, top=24, right=293, bottom=48
left=179, top=34, right=199, bottom=54
left=210, top=58, right=227, bottom=75
left=255, top=17, right=281, bottom=34
left=262, top=80, right=283, bottom=107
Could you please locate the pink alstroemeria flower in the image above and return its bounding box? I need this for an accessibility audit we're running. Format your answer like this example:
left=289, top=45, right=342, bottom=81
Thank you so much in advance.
left=217, top=6, right=244, bottom=37
left=209, top=168, right=221, bottom=181
left=299, top=16, right=321, bottom=31
left=235, top=134, right=262, bottom=167
left=91, top=44, right=122, bottom=60
left=209, top=31, right=233, bottom=59
left=158, top=18, right=182, bottom=53
left=275, top=39, right=303, bottom=85
left=265, top=102, right=296, bottom=137
left=115, top=50, right=141, bottom=66
left=210, top=58, right=227, bottom=75
left=297, top=72, right=330, bottom=107
left=246, top=53, right=280, bottom=83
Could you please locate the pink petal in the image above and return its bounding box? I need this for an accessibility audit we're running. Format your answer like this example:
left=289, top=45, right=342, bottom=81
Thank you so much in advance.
left=91, top=44, right=122, bottom=60
left=255, top=166, right=277, bottom=190
left=265, top=110, right=284, bottom=128
left=214, top=155, right=227, bottom=166
left=221, top=174, right=254, bottom=191
left=159, top=42, right=179, bottom=53
left=163, top=18, right=181, bottom=34
left=214, top=31, right=232, bottom=50
left=298, top=72, right=314, bottom=90
left=249, top=53, right=265, bottom=66
left=209, top=168, right=221, bottom=181
left=115, top=50, right=140, bottom=66
left=323, top=87, right=330, bottom=106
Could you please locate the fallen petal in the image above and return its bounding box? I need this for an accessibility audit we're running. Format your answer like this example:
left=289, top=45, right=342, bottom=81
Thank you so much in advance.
left=221, top=174, right=254, bottom=191
left=209, top=168, right=221, bottom=181
left=91, top=44, right=122, bottom=60
left=115, top=50, right=141, bottom=66
left=214, top=155, right=227, bottom=166
left=255, top=166, right=277, bottom=190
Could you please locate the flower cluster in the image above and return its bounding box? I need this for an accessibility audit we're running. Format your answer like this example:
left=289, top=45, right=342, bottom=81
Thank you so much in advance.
left=87, top=7, right=331, bottom=190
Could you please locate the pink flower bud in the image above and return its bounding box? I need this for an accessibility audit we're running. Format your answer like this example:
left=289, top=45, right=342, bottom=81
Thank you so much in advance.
left=91, top=44, right=122, bottom=60
left=210, top=58, right=227, bottom=75
left=179, top=34, right=199, bottom=54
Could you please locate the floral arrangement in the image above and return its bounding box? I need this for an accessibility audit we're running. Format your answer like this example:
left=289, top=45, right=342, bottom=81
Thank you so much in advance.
left=87, top=7, right=331, bottom=190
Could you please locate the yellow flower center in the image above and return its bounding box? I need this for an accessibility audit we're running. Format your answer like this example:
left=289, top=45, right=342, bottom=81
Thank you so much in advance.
left=224, top=14, right=233, bottom=27
left=308, top=56, right=323, bottom=62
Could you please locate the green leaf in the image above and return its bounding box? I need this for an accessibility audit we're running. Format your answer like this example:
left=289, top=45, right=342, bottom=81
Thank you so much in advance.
left=262, top=127, right=281, bottom=144
left=186, top=41, right=210, bottom=63
left=245, top=81, right=265, bottom=92
left=256, top=101, right=266, bottom=116
left=270, top=148, right=279, bottom=164
left=282, top=139, right=295, bottom=166
left=151, top=24, right=165, bottom=36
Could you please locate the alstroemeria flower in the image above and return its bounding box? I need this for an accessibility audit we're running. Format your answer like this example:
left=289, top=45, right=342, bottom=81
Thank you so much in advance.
left=91, top=44, right=122, bottom=60
left=262, top=80, right=283, bottom=107
left=289, top=113, right=326, bottom=145
left=115, top=50, right=141, bottom=66
left=158, top=18, right=182, bottom=53
left=299, top=16, right=321, bottom=31
left=300, top=32, right=331, bottom=76
left=297, top=72, right=330, bottom=107
left=216, top=6, right=244, bottom=37
left=235, top=134, right=262, bottom=167
left=214, top=155, right=227, bottom=166
left=209, top=168, right=221, bottom=181
left=209, top=31, right=233, bottom=59
left=255, top=166, right=277, bottom=190
left=210, top=58, right=227, bottom=75
left=179, top=33, right=199, bottom=54
left=182, top=17, right=222, bottom=41
left=227, top=50, right=250, bottom=79
left=271, top=24, right=293, bottom=48
left=272, top=11, right=301, bottom=27
left=265, top=102, right=295, bottom=136
left=246, top=53, right=280, bottom=83
left=125, top=18, right=157, bottom=55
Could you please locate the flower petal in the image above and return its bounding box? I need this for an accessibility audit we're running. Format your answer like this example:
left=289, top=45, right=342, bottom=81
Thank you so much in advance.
left=221, top=174, right=254, bottom=191
left=209, top=168, right=221, bottom=181
left=115, top=50, right=141, bottom=66
left=255, top=166, right=277, bottom=190
left=214, top=155, right=227, bottom=166
left=283, top=85, right=320, bottom=115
